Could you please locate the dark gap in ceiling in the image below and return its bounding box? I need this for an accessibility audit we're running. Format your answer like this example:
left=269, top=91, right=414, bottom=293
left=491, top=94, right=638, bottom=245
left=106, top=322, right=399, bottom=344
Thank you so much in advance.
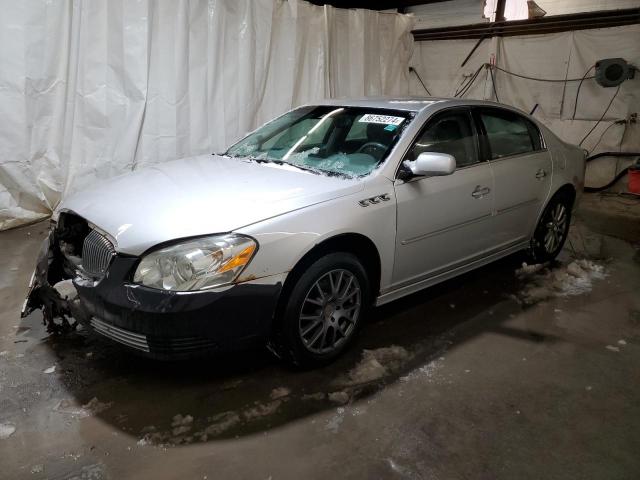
left=306, top=0, right=449, bottom=11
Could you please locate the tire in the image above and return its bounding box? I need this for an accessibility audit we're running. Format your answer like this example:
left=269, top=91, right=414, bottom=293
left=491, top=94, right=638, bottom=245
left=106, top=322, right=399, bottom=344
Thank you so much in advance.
left=529, top=192, right=573, bottom=263
left=273, top=252, right=370, bottom=367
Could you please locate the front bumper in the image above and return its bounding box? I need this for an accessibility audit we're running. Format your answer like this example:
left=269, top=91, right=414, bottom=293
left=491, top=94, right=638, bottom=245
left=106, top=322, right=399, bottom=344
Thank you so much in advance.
left=76, top=255, right=283, bottom=359
left=23, top=228, right=284, bottom=359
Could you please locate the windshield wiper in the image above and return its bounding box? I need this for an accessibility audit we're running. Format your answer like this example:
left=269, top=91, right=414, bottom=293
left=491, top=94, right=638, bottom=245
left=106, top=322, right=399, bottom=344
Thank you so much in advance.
left=245, top=156, right=322, bottom=174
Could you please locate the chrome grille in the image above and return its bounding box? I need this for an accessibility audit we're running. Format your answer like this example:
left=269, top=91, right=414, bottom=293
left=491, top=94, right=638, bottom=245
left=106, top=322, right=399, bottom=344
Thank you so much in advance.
left=81, top=229, right=115, bottom=277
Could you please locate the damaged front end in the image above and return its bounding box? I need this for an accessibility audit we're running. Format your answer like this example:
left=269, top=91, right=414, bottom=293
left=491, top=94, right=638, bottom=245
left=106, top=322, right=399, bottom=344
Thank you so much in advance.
left=21, top=213, right=91, bottom=333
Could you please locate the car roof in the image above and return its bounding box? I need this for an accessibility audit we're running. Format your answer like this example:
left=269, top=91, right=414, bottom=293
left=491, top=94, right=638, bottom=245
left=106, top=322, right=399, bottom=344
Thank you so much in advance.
left=313, top=97, right=508, bottom=113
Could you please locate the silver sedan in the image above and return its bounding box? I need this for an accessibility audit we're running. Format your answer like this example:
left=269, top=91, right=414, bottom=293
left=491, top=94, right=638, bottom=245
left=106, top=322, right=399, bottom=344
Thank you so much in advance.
left=24, top=98, right=585, bottom=366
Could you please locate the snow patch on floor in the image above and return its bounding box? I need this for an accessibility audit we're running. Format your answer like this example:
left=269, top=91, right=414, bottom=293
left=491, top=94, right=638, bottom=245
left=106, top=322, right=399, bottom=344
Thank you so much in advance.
left=516, top=259, right=606, bottom=304
left=171, top=414, right=193, bottom=427
left=328, top=391, right=350, bottom=405
left=171, top=414, right=193, bottom=436
left=53, top=399, right=86, bottom=417
left=243, top=400, right=282, bottom=420
left=82, top=397, right=113, bottom=415
left=269, top=387, right=291, bottom=400
left=325, top=407, right=345, bottom=433
left=400, top=358, right=442, bottom=383
left=139, top=398, right=288, bottom=445
left=201, top=411, right=241, bottom=440
left=53, top=397, right=112, bottom=418
left=345, top=346, right=411, bottom=385
left=0, top=423, right=16, bottom=439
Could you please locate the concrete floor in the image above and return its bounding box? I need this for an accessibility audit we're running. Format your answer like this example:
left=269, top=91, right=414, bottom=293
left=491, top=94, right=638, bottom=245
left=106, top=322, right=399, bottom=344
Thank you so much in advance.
left=1, top=195, right=639, bottom=479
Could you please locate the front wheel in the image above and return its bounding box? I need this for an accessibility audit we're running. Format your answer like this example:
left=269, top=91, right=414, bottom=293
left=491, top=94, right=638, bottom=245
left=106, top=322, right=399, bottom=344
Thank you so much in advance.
left=529, top=193, right=572, bottom=263
left=273, top=252, right=370, bottom=367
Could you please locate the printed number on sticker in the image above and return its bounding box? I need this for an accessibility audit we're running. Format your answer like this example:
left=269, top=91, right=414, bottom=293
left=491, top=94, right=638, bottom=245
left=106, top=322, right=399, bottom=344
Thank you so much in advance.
left=358, top=114, right=405, bottom=126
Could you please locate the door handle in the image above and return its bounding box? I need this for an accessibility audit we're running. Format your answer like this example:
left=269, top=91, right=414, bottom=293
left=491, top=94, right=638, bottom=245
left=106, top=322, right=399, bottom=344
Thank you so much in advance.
left=535, top=169, right=547, bottom=179
left=471, top=185, right=491, bottom=198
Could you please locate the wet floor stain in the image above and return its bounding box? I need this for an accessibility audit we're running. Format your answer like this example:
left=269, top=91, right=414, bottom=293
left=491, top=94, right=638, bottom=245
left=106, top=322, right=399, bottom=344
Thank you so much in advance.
left=2, top=250, right=536, bottom=449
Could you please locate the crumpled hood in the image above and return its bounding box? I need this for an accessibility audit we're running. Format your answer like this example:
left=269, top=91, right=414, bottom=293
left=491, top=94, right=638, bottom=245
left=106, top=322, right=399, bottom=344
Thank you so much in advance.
left=58, top=154, right=364, bottom=255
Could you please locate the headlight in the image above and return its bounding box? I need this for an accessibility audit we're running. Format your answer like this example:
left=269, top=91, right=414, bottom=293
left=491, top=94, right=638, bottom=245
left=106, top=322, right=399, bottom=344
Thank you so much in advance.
left=133, top=234, right=257, bottom=291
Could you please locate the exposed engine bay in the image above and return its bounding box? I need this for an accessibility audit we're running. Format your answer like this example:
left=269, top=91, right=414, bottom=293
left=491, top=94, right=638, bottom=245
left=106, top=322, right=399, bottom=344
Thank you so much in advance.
left=21, top=212, right=92, bottom=333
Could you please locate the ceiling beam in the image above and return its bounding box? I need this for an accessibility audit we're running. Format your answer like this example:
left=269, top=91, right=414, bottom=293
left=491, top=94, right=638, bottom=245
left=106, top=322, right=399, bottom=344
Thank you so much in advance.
left=413, top=7, right=640, bottom=41
left=306, top=0, right=449, bottom=10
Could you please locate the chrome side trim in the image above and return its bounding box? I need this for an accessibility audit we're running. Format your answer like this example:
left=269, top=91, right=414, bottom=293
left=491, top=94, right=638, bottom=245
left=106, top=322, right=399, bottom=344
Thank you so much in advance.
left=401, top=213, right=492, bottom=245
left=90, top=317, right=150, bottom=353
left=376, top=241, right=529, bottom=306
left=494, top=198, right=539, bottom=216
left=486, top=148, right=549, bottom=164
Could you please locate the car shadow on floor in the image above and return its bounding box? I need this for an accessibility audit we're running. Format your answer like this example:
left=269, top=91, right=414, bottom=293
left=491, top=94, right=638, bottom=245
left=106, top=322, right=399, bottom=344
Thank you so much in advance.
left=35, top=250, right=560, bottom=446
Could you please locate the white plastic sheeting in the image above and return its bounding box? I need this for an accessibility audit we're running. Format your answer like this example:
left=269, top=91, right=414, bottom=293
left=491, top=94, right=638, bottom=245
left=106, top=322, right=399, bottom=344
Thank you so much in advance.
left=409, top=24, right=640, bottom=186
left=0, top=0, right=414, bottom=230
left=410, top=24, right=640, bottom=138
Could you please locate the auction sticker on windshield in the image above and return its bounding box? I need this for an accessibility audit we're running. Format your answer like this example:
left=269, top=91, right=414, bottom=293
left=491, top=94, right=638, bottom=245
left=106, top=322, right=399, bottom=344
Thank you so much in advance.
left=358, top=114, right=405, bottom=126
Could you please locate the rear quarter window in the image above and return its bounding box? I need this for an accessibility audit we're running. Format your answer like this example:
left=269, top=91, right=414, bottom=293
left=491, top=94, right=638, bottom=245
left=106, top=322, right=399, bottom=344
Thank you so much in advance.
left=479, top=109, right=543, bottom=159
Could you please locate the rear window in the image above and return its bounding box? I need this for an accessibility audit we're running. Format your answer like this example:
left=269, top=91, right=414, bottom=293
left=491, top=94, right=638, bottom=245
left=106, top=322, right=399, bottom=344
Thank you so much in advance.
left=479, top=109, right=542, bottom=159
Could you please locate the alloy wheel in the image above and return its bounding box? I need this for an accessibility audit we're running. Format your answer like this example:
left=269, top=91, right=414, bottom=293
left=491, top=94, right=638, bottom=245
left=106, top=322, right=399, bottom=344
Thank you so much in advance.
left=298, top=269, right=361, bottom=354
left=543, top=203, right=568, bottom=254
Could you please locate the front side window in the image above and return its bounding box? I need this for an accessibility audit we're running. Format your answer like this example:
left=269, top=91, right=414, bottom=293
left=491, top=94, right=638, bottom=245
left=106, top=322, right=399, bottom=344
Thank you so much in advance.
left=226, top=106, right=414, bottom=178
left=478, top=109, right=541, bottom=159
left=406, top=110, right=479, bottom=168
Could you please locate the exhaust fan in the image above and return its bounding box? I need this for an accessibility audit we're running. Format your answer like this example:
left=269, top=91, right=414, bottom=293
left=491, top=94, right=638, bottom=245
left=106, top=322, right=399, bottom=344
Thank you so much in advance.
left=595, top=58, right=635, bottom=87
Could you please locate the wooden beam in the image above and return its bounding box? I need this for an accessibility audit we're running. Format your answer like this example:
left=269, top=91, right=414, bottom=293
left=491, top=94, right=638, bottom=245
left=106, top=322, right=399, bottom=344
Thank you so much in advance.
left=413, top=8, right=640, bottom=41
left=306, top=0, right=450, bottom=10
left=494, top=0, right=507, bottom=22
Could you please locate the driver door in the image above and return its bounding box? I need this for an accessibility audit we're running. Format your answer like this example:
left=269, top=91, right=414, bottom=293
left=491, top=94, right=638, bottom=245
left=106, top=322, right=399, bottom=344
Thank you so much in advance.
left=392, top=108, right=495, bottom=288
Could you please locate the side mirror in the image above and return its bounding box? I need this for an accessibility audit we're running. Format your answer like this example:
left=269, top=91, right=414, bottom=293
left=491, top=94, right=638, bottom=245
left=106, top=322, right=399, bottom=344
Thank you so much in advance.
left=403, top=152, right=456, bottom=178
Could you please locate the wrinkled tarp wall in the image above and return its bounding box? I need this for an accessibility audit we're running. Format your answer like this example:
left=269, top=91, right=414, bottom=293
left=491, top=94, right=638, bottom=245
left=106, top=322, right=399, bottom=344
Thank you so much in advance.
left=409, top=24, right=640, bottom=186
left=0, top=0, right=415, bottom=230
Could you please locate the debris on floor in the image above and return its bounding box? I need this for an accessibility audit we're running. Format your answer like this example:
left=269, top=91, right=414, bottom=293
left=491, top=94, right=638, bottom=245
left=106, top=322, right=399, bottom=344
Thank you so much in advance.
left=515, top=259, right=606, bottom=304
left=52, top=279, right=78, bottom=301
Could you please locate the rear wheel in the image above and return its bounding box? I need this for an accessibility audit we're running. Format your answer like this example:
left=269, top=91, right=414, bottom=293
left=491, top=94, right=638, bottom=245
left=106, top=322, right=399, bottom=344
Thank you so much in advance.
left=529, top=193, right=572, bottom=263
left=273, top=252, right=370, bottom=367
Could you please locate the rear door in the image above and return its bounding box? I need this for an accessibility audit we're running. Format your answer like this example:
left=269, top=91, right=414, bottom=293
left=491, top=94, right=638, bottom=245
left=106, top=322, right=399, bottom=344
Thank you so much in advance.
left=392, top=108, right=495, bottom=288
left=474, top=107, right=552, bottom=248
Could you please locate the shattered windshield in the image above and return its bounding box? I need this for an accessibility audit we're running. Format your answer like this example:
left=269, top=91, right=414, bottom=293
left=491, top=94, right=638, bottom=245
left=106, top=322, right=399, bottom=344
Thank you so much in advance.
left=225, top=106, right=414, bottom=177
